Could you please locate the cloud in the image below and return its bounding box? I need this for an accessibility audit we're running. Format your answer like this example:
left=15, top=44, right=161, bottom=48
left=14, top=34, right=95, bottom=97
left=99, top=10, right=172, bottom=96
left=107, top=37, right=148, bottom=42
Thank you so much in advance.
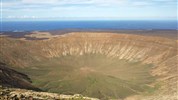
left=7, top=15, right=38, bottom=19
left=2, top=0, right=176, bottom=20
left=22, top=0, right=59, bottom=4
left=132, top=1, right=152, bottom=6
left=2, top=0, right=176, bottom=9
left=2, top=0, right=126, bottom=7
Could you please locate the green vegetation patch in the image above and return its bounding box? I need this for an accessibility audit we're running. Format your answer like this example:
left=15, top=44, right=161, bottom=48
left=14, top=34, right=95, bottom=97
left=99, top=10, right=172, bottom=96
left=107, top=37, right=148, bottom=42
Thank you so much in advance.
left=16, top=53, right=156, bottom=99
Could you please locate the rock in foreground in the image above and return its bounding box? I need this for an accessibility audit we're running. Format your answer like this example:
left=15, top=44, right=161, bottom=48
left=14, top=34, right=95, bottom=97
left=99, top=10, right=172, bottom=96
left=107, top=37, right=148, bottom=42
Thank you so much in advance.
left=0, top=86, right=99, bottom=100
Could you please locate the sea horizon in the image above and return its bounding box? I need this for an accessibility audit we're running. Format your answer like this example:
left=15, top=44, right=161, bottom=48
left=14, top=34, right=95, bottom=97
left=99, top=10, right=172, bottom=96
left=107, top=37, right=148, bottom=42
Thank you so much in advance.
left=1, top=20, right=177, bottom=32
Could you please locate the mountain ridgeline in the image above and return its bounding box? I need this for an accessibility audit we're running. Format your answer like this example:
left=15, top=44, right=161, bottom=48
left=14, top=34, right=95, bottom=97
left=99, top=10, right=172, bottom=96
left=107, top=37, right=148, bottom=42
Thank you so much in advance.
left=0, top=32, right=177, bottom=100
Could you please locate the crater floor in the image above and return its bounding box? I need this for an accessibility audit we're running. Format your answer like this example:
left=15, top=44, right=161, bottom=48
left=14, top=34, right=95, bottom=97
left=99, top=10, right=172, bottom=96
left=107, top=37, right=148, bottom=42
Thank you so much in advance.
left=18, top=54, right=155, bottom=99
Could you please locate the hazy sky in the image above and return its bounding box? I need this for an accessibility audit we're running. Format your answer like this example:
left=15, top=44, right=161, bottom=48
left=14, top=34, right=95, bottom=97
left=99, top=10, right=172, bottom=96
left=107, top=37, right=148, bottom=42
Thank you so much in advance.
left=1, top=0, right=177, bottom=21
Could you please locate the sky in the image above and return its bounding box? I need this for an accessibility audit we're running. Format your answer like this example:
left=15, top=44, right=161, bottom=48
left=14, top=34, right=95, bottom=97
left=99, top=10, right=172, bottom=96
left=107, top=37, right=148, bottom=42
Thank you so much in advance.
left=1, top=0, right=177, bottom=21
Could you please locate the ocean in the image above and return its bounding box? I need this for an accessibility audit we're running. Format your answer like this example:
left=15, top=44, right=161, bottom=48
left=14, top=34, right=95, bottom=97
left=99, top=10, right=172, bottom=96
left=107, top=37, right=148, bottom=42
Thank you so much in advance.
left=0, top=20, right=177, bottom=32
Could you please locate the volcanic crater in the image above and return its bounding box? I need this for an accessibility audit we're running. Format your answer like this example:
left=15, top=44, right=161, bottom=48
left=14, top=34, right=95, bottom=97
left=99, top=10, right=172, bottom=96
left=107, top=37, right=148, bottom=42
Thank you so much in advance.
left=0, top=32, right=177, bottom=100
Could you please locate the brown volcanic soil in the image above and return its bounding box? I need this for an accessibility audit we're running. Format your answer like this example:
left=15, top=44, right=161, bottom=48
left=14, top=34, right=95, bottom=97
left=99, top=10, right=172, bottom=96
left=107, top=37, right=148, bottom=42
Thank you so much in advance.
left=0, top=31, right=177, bottom=99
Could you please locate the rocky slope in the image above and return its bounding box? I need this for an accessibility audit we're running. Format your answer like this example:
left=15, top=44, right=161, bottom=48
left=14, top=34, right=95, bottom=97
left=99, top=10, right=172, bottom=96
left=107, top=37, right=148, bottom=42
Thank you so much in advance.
left=0, top=62, right=39, bottom=91
left=0, top=32, right=177, bottom=99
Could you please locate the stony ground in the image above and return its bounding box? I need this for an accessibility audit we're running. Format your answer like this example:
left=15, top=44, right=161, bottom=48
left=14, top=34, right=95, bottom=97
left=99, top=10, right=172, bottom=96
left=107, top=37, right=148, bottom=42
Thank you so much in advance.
left=0, top=86, right=99, bottom=100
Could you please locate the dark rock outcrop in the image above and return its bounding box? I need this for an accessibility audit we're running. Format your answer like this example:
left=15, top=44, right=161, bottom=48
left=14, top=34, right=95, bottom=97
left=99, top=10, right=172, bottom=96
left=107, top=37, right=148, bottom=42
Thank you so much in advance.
left=0, top=62, right=40, bottom=91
